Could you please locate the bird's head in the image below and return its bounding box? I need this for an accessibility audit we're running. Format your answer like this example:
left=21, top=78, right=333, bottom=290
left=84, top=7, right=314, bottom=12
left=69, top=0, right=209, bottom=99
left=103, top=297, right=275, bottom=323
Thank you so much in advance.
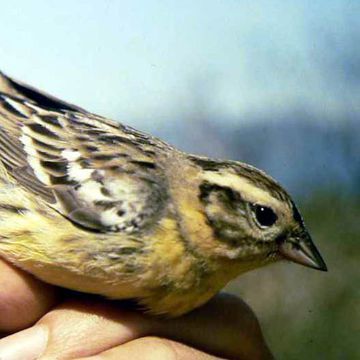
left=190, top=156, right=327, bottom=272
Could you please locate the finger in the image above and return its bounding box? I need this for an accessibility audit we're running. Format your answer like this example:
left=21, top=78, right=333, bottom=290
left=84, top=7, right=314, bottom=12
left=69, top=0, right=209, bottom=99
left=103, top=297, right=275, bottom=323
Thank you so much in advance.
left=39, top=298, right=151, bottom=359
left=79, top=336, right=218, bottom=360
left=153, top=293, right=274, bottom=360
left=0, top=259, right=58, bottom=332
left=0, top=293, right=272, bottom=360
left=9, top=298, right=150, bottom=360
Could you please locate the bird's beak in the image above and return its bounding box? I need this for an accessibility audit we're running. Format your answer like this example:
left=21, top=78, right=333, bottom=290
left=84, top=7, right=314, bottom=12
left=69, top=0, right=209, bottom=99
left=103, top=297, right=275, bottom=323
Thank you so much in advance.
left=278, top=229, right=328, bottom=271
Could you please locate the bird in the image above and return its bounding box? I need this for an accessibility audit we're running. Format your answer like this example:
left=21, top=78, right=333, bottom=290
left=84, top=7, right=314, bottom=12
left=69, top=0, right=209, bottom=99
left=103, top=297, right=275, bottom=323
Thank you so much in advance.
left=0, top=71, right=327, bottom=316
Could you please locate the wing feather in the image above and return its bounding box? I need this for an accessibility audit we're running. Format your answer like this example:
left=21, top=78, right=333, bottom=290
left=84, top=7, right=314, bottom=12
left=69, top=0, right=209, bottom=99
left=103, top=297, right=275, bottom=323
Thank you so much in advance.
left=0, top=72, right=169, bottom=233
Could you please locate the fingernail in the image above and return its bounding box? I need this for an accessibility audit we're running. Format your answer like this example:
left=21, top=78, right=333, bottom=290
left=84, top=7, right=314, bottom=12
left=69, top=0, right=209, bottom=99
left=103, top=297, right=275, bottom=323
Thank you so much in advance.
left=0, top=325, right=48, bottom=360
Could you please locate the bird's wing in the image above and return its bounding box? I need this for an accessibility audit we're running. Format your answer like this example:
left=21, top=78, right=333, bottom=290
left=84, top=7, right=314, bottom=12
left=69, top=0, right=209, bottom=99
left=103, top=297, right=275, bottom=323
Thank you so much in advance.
left=0, top=72, right=169, bottom=233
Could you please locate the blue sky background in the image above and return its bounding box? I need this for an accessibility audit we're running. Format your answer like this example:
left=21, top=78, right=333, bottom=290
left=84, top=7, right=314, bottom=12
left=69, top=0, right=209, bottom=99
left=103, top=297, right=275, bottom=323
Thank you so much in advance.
left=0, top=1, right=358, bottom=194
left=0, top=1, right=358, bottom=126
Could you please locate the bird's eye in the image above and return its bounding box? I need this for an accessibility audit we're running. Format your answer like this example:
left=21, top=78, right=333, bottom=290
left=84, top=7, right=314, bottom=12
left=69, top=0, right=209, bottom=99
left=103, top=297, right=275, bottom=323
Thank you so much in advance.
left=253, top=205, right=278, bottom=227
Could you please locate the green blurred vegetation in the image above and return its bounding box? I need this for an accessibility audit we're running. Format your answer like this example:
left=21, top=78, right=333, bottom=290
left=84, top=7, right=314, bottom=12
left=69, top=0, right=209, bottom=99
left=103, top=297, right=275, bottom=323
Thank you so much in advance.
left=226, top=192, right=359, bottom=359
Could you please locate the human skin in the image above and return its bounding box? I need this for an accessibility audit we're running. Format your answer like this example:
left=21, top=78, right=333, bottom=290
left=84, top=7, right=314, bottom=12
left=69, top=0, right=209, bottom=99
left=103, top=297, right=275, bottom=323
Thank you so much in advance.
left=0, top=259, right=274, bottom=360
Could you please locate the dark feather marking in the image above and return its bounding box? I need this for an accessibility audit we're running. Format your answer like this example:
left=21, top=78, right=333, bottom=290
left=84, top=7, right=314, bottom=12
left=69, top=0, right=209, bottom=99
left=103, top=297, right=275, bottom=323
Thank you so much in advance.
left=92, top=154, right=117, bottom=161
left=190, top=157, right=221, bottom=172
left=91, top=170, right=104, bottom=183
left=67, top=209, right=106, bottom=233
left=107, top=165, right=120, bottom=171
left=94, top=200, right=120, bottom=210
left=100, top=187, right=111, bottom=196
left=40, top=160, right=68, bottom=175
left=191, top=156, right=290, bottom=203
left=143, top=149, right=156, bottom=156
left=97, top=134, right=134, bottom=145
left=199, top=182, right=242, bottom=212
left=106, top=165, right=135, bottom=174
left=130, top=160, right=156, bottom=169
left=75, top=135, right=89, bottom=142
left=0, top=204, right=27, bottom=213
left=117, top=247, right=141, bottom=255
left=50, top=174, right=77, bottom=185
left=36, top=150, right=61, bottom=161
left=32, top=138, right=63, bottom=153
left=79, top=159, right=91, bottom=167
left=1, top=99, right=28, bottom=118
left=84, top=129, right=106, bottom=136
left=85, top=145, right=98, bottom=152
left=27, top=123, right=60, bottom=139
left=4, top=74, right=82, bottom=112
left=131, top=137, right=153, bottom=146
left=40, top=115, right=62, bottom=127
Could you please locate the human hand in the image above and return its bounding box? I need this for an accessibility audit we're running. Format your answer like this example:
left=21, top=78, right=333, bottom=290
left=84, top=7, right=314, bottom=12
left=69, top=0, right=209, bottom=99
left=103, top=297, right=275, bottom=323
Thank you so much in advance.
left=0, top=259, right=274, bottom=360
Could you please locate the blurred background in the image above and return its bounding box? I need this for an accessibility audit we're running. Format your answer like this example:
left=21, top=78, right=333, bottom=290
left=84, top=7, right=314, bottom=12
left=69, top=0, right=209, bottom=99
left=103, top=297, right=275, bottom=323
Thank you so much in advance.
left=0, top=1, right=358, bottom=358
